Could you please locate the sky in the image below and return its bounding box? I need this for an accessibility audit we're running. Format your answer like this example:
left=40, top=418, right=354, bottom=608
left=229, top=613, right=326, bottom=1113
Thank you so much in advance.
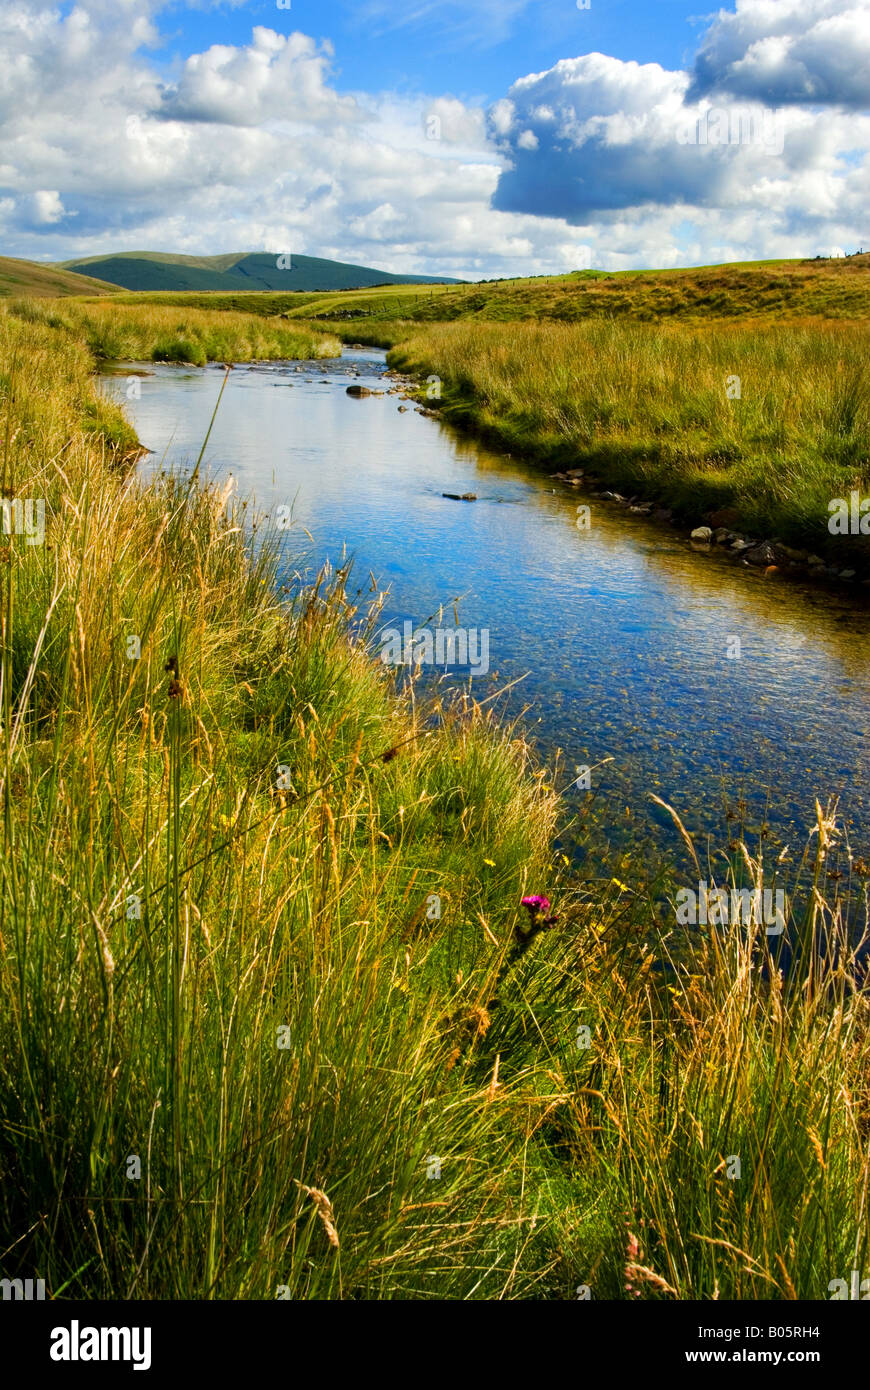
left=1, top=0, right=868, bottom=277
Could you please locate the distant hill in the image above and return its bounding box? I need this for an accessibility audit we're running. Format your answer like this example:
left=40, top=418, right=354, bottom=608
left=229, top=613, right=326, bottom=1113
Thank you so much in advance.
left=0, top=256, right=119, bottom=298
left=55, top=251, right=463, bottom=293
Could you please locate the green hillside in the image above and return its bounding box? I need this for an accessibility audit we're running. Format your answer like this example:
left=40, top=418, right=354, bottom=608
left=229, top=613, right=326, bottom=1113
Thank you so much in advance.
left=56, top=250, right=463, bottom=293
left=0, top=255, right=119, bottom=298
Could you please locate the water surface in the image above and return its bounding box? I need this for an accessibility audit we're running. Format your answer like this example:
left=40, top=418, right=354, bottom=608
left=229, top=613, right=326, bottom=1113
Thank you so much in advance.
left=103, top=349, right=870, bottom=864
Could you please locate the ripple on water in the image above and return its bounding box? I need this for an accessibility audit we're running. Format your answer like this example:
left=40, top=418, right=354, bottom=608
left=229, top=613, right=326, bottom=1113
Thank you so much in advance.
left=101, top=351, right=870, bottom=862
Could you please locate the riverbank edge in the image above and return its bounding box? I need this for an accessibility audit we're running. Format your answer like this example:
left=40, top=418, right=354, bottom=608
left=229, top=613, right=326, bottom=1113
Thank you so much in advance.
left=385, top=347, right=870, bottom=595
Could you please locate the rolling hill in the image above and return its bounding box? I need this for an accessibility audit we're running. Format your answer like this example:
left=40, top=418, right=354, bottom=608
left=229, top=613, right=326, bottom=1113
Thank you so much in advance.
left=55, top=250, right=463, bottom=293
left=77, top=254, right=869, bottom=336
left=0, top=256, right=119, bottom=298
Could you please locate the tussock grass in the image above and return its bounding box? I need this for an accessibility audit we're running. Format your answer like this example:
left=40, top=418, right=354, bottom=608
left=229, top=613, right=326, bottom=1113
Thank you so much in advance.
left=1, top=309, right=869, bottom=1301
left=391, top=318, right=870, bottom=562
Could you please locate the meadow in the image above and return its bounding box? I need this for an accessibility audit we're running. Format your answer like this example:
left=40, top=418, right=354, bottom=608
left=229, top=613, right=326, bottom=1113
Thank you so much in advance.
left=0, top=255, right=117, bottom=300
left=1, top=299, right=869, bottom=1300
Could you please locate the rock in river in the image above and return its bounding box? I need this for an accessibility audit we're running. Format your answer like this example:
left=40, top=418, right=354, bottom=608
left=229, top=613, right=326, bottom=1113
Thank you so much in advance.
left=744, top=542, right=778, bottom=567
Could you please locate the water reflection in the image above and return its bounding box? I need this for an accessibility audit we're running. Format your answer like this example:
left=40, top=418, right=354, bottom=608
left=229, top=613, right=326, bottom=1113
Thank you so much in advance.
left=101, top=350, right=870, bottom=861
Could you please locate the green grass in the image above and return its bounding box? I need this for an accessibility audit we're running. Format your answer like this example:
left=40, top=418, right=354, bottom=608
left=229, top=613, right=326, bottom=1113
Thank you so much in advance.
left=388, top=318, right=870, bottom=565
left=0, top=307, right=563, bottom=1299
left=5, top=297, right=341, bottom=365
left=1, top=301, right=870, bottom=1302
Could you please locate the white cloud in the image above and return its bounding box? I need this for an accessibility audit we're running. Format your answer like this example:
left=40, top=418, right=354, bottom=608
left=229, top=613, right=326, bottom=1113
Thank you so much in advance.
left=158, top=27, right=362, bottom=127
left=488, top=48, right=870, bottom=247
left=30, top=190, right=66, bottom=224
left=689, top=0, right=870, bottom=108
left=419, top=97, right=488, bottom=148
left=489, top=99, right=515, bottom=136
left=0, top=0, right=867, bottom=278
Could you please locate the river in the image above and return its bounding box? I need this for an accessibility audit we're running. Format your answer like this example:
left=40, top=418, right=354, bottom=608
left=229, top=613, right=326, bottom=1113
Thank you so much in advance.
left=102, top=347, right=870, bottom=868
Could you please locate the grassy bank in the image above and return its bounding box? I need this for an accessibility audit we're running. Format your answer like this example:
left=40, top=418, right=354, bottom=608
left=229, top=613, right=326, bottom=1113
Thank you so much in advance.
left=2, top=307, right=870, bottom=1301
left=5, top=297, right=340, bottom=365
left=0, top=307, right=559, bottom=1297
left=389, top=319, right=870, bottom=566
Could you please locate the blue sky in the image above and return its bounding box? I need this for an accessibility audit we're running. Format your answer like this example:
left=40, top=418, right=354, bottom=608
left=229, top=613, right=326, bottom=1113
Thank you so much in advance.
left=156, top=0, right=704, bottom=99
left=2, top=0, right=868, bottom=276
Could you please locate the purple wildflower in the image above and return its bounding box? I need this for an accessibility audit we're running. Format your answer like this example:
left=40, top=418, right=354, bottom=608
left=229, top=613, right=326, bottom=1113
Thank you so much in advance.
left=521, top=895, right=551, bottom=914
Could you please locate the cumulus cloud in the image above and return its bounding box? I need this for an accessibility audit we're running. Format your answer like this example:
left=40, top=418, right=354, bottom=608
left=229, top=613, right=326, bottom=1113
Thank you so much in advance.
left=689, top=0, right=870, bottom=108
left=158, top=28, right=362, bottom=127
left=490, top=53, right=781, bottom=217
left=490, top=54, right=700, bottom=218
left=419, top=97, right=488, bottom=148
left=488, top=48, right=870, bottom=236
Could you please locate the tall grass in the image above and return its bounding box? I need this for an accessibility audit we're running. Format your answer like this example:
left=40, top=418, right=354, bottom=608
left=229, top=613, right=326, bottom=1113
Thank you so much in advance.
left=6, top=297, right=340, bottom=365
left=391, top=319, right=870, bottom=562
left=1, top=308, right=869, bottom=1300
left=0, top=308, right=559, bottom=1298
